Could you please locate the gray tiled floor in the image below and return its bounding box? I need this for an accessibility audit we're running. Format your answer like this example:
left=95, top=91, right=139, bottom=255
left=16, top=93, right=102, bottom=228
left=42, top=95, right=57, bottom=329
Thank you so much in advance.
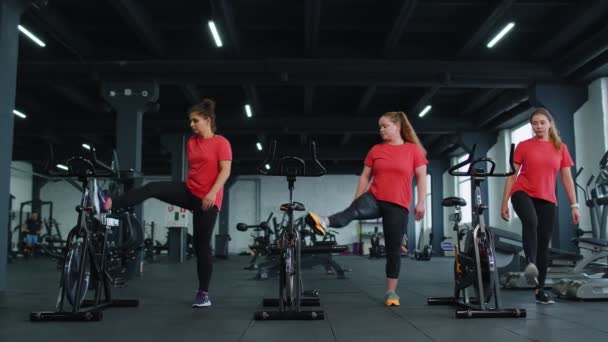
left=2, top=255, right=608, bottom=342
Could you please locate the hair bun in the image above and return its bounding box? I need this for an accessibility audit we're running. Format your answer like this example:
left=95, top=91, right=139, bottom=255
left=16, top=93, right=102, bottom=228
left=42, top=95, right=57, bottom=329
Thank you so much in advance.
left=201, top=98, right=216, bottom=112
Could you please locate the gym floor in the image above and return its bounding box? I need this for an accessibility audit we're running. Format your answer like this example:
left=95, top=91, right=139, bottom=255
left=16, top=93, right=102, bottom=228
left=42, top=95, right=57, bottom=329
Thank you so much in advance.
left=2, top=256, right=607, bottom=342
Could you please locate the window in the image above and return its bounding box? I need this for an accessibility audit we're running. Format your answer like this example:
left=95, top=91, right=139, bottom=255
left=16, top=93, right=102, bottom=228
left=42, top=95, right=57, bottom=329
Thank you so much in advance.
left=510, top=121, right=533, bottom=147
left=455, top=154, right=472, bottom=224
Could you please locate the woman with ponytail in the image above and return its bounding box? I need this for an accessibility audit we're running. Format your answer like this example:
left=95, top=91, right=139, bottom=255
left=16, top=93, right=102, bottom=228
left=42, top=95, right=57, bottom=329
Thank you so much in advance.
left=500, top=108, right=579, bottom=304
left=103, top=98, right=232, bottom=308
left=306, top=111, right=428, bottom=306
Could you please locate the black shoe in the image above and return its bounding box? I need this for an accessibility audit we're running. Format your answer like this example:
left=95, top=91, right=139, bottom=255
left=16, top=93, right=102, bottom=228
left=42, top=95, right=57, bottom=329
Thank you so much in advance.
left=535, top=290, right=555, bottom=304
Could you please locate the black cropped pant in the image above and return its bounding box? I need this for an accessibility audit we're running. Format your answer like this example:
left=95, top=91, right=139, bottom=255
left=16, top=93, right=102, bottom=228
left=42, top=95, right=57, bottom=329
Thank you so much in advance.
left=113, top=181, right=218, bottom=291
left=511, top=191, right=556, bottom=288
left=328, top=192, right=409, bottom=279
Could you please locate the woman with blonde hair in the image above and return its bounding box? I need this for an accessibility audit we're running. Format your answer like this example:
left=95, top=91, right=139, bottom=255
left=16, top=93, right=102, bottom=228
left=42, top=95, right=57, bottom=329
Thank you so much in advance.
left=307, top=111, right=428, bottom=306
left=500, top=107, right=580, bottom=304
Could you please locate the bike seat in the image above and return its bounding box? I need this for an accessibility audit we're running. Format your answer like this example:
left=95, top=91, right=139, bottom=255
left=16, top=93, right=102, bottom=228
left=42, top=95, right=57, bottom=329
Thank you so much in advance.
left=442, top=197, right=467, bottom=207
left=280, top=202, right=306, bottom=212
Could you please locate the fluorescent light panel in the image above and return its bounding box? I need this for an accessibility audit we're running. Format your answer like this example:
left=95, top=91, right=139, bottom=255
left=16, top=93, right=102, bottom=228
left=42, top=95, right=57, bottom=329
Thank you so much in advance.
left=487, top=22, right=515, bottom=48
left=82, top=143, right=91, bottom=150
left=56, top=164, right=68, bottom=171
left=13, top=109, right=26, bottom=118
left=245, top=104, right=253, bottom=118
left=418, top=105, right=432, bottom=118
left=208, top=21, right=223, bottom=47
left=256, top=142, right=263, bottom=151
left=18, top=25, right=46, bottom=47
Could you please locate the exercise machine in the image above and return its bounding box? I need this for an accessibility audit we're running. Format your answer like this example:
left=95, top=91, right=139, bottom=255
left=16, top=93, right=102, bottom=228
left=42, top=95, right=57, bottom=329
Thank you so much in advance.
left=31, top=148, right=139, bottom=322
left=428, top=144, right=526, bottom=318
left=414, top=223, right=433, bottom=261
left=253, top=141, right=346, bottom=320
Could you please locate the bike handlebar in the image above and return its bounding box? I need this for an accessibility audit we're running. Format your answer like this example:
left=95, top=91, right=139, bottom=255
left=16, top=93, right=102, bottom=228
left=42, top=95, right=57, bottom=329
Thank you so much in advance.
left=448, top=143, right=516, bottom=178
left=257, top=140, right=327, bottom=177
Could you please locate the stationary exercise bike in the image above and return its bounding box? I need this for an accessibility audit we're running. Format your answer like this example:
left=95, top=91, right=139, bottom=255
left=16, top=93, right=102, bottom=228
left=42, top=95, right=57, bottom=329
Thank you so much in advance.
left=428, top=144, right=526, bottom=318
left=254, top=141, right=345, bottom=320
left=30, top=148, right=139, bottom=322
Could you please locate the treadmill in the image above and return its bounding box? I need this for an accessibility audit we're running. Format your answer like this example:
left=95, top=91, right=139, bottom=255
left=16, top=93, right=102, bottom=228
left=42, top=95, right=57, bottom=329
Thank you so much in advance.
left=552, top=153, right=608, bottom=300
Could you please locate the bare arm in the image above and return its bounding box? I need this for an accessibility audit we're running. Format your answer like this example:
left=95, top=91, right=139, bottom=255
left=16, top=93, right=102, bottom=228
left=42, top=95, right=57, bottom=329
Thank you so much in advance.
left=354, top=165, right=372, bottom=199
left=561, top=166, right=581, bottom=224
left=202, top=160, right=232, bottom=209
left=414, top=165, right=427, bottom=221
left=500, top=163, right=520, bottom=221
left=560, top=167, right=577, bottom=205
left=208, top=160, right=232, bottom=196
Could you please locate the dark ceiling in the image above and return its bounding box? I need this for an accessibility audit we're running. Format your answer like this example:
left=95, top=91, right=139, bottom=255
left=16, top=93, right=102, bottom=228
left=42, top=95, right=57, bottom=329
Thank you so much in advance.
left=11, top=0, right=608, bottom=175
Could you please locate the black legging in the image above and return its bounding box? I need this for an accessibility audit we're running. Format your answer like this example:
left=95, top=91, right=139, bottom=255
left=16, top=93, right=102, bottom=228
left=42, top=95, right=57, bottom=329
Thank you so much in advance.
left=328, top=192, right=409, bottom=279
left=511, top=190, right=556, bottom=288
left=112, top=181, right=218, bottom=291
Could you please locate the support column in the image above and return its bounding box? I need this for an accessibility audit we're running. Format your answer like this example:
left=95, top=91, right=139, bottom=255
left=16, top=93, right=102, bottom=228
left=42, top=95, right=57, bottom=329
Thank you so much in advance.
left=428, top=159, right=449, bottom=255
left=529, top=83, right=587, bottom=251
left=160, top=133, right=187, bottom=182
left=0, top=0, right=27, bottom=292
left=102, top=81, right=159, bottom=277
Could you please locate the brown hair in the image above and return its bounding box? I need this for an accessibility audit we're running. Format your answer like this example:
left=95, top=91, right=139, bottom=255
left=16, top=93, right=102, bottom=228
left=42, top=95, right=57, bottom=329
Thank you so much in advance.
left=188, top=98, right=216, bottom=132
left=530, top=107, right=561, bottom=152
left=381, top=111, right=427, bottom=155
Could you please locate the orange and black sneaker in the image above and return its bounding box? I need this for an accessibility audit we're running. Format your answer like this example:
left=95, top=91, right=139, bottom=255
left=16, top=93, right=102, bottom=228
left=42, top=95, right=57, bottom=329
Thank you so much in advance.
left=305, top=212, right=327, bottom=236
left=384, top=291, right=400, bottom=307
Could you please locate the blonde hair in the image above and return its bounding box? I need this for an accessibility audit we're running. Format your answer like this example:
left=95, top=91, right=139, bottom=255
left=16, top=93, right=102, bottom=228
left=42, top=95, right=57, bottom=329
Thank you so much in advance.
left=381, top=111, right=427, bottom=155
left=530, top=108, right=562, bottom=152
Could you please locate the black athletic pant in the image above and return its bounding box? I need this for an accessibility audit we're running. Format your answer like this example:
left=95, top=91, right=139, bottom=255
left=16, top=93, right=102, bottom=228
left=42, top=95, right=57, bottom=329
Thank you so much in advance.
left=328, top=192, right=409, bottom=279
left=112, top=181, right=218, bottom=292
left=511, top=190, right=556, bottom=288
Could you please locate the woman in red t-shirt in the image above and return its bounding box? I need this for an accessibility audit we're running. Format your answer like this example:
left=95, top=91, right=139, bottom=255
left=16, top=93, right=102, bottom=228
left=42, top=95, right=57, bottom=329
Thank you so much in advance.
left=104, top=98, right=232, bottom=308
left=307, top=111, right=428, bottom=307
left=500, top=108, right=580, bottom=304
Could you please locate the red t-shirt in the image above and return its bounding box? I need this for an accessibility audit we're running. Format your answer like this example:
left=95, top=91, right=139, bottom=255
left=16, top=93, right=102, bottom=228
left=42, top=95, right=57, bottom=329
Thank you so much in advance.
left=364, top=142, right=428, bottom=210
left=510, top=138, right=573, bottom=204
left=186, top=135, right=232, bottom=210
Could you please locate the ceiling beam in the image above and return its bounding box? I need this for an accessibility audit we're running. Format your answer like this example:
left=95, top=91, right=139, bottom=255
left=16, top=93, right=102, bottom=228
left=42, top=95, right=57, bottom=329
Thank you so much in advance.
left=304, top=85, right=314, bottom=114
left=52, top=85, right=111, bottom=113
left=493, top=103, right=534, bottom=130
left=556, top=21, right=608, bottom=77
left=458, top=0, right=516, bottom=57
left=340, top=133, right=352, bottom=146
left=243, top=84, right=261, bottom=115
left=18, top=59, right=559, bottom=88
left=304, top=0, right=321, bottom=57
left=384, top=0, right=418, bottom=57
left=412, top=84, right=441, bottom=115
left=476, top=90, right=529, bottom=129
left=460, top=88, right=501, bottom=115
left=14, top=115, right=476, bottom=137
left=30, top=5, right=96, bottom=57
left=533, top=0, right=608, bottom=60
left=210, top=0, right=240, bottom=55
left=108, top=0, right=166, bottom=57
left=181, top=84, right=201, bottom=105
left=356, top=85, right=377, bottom=115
